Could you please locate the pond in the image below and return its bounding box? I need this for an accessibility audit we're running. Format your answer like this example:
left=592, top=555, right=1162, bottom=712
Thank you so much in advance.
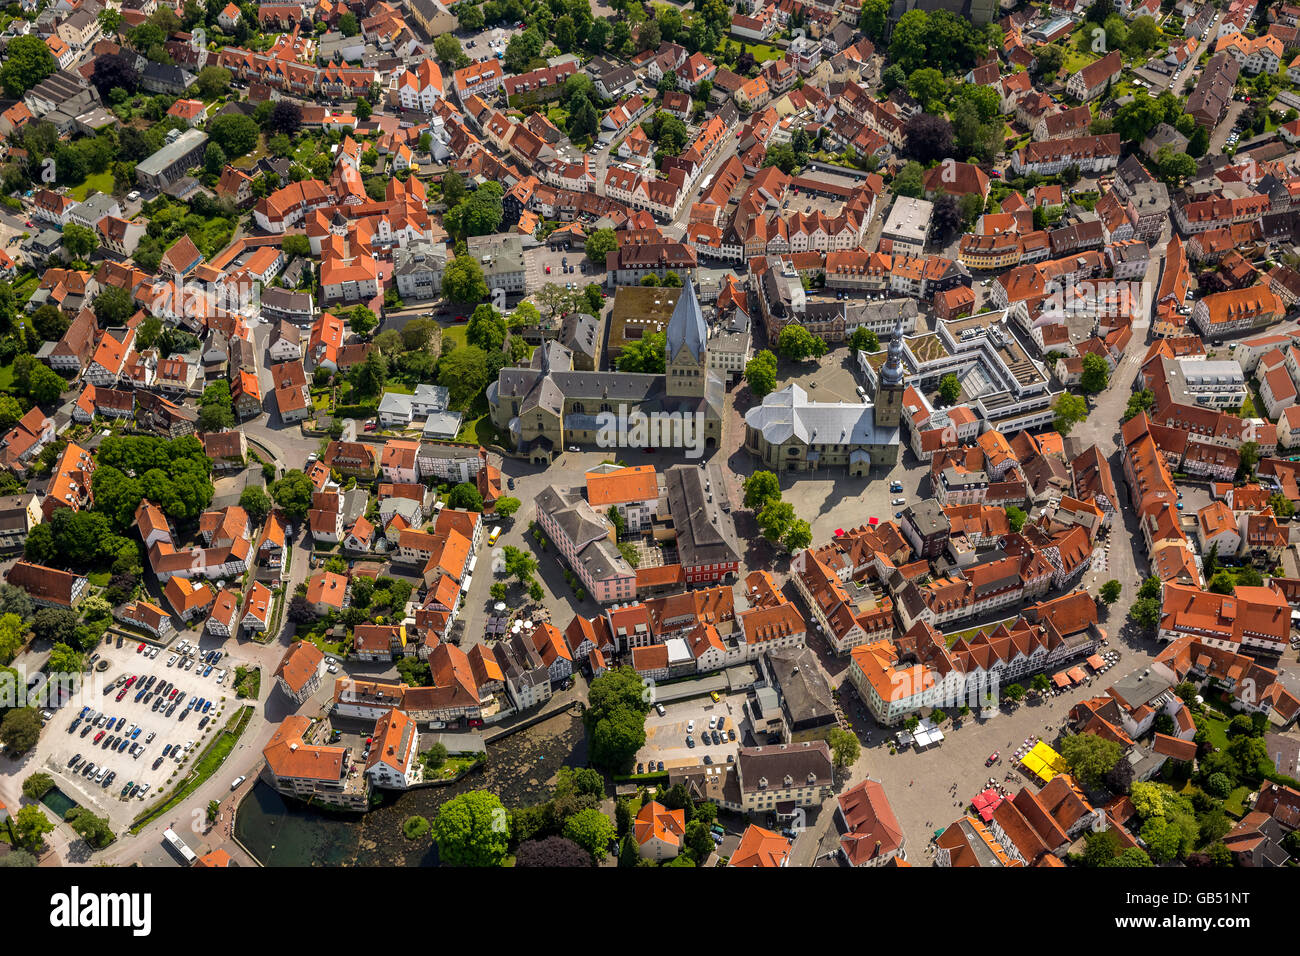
left=235, top=710, right=587, bottom=866
left=41, top=787, right=78, bottom=820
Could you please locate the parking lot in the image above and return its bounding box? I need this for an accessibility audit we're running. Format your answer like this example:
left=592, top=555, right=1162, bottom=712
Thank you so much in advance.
left=635, top=692, right=742, bottom=773
left=523, top=244, right=603, bottom=296
left=35, top=635, right=243, bottom=829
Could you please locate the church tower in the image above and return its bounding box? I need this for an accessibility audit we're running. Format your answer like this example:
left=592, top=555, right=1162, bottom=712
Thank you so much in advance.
left=665, top=281, right=708, bottom=399
left=874, top=320, right=906, bottom=429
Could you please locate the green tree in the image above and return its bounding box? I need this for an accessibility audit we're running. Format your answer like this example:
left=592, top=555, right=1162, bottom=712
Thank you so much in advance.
left=907, top=67, right=948, bottom=112
left=1269, top=493, right=1295, bottom=519
left=62, top=223, right=98, bottom=261
left=757, top=499, right=800, bottom=548
left=466, top=305, right=507, bottom=352
left=403, top=815, right=431, bottom=840
left=1080, top=352, right=1109, bottom=393
left=562, top=807, right=616, bottom=861
left=937, top=373, right=961, bottom=405
left=892, top=160, right=925, bottom=197
left=590, top=706, right=647, bottom=771
left=743, top=470, right=781, bottom=510
left=847, top=327, right=881, bottom=353
left=1238, top=441, right=1259, bottom=476
left=1059, top=732, right=1123, bottom=787
left=93, top=285, right=135, bottom=326
left=12, top=804, right=54, bottom=853
left=239, top=486, right=271, bottom=525
left=195, top=65, right=232, bottom=98
left=585, top=228, right=618, bottom=266
left=432, top=790, right=510, bottom=866
left=776, top=324, right=827, bottom=361
left=206, top=113, right=260, bottom=158
left=1129, top=596, right=1161, bottom=631
left=441, top=255, right=490, bottom=304
left=858, top=0, right=889, bottom=38
left=495, top=497, right=521, bottom=518
left=21, top=771, right=54, bottom=800
left=204, top=141, right=227, bottom=177
left=1053, top=393, right=1089, bottom=436
left=64, top=807, right=114, bottom=849
left=45, top=642, right=82, bottom=675
left=1004, top=506, right=1026, bottom=533
left=828, top=727, right=861, bottom=771
left=444, top=182, right=505, bottom=239
left=31, top=305, right=69, bottom=342
left=2, top=36, right=56, bottom=98
left=349, top=350, right=388, bottom=399
left=0, top=395, right=23, bottom=433
left=1100, top=580, right=1122, bottom=605
left=1123, top=389, right=1154, bottom=422
left=271, top=470, right=314, bottom=522
left=446, top=482, right=484, bottom=512
left=1208, top=571, right=1235, bottom=595
left=437, top=344, right=491, bottom=410
left=744, top=349, right=778, bottom=398
left=26, top=364, right=66, bottom=405
left=585, top=666, right=650, bottom=772
left=616, top=332, right=666, bottom=374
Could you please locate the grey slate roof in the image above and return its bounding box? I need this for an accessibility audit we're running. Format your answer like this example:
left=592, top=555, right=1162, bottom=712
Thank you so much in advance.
left=744, top=384, right=901, bottom=447
left=666, top=281, right=707, bottom=364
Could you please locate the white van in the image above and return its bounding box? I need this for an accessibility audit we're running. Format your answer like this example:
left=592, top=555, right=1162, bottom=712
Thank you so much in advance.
left=94, top=767, right=107, bottom=783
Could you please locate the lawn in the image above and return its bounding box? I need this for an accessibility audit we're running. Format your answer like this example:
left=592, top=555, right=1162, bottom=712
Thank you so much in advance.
left=1197, top=712, right=1231, bottom=750
left=426, top=753, right=484, bottom=781
left=1061, top=48, right=1097, bottom=76
left=87, top=571, right=111, bottom=587
left=743, top=42, right=784, bottom=63
left=1224, top=785, right=1251, bottom=818
left=303, top=631, right=349, bottom=657
left=12, top=275, right=38, bottom=304
left=0, top=362, right=12, bottom=391
left=456, top=394, right=509, bottom=447
left=69, top=171, right=114, bottom=201
left=441, top=323, right=468, bottom=350
left=546, top=105, right=569, bottom=130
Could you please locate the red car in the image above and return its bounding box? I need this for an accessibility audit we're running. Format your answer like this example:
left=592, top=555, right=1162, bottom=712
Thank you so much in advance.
left=986, top=751, right=1000, bottom=767
left=168, top=689, right=178, bottom=699
left=545, top=265, right=551, bottom=274
left=136, top=643, right=145, bottom=653
left=93, top=731, right=105, bottom=744
left=124, top=676, right=136, bottom=688
left=115, top=689, right=127, bottom=702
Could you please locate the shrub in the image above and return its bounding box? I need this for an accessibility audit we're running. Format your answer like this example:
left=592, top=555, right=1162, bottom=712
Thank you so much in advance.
left=403, top=815, right=430, bottom=840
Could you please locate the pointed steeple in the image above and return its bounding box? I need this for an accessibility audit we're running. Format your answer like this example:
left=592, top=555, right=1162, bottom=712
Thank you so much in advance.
left=666, top=280, right=707, bottom=365
left=881, top=320, right=905, bottom=387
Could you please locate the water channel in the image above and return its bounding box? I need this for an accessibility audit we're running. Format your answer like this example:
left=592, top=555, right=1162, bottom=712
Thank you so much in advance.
left=234, top=711, right=587, bottom=866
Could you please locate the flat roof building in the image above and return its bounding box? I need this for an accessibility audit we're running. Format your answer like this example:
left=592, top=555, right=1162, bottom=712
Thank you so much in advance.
left=136, top=129, right=209, bottom=191
left=881, top=196, right=934, bottom=254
